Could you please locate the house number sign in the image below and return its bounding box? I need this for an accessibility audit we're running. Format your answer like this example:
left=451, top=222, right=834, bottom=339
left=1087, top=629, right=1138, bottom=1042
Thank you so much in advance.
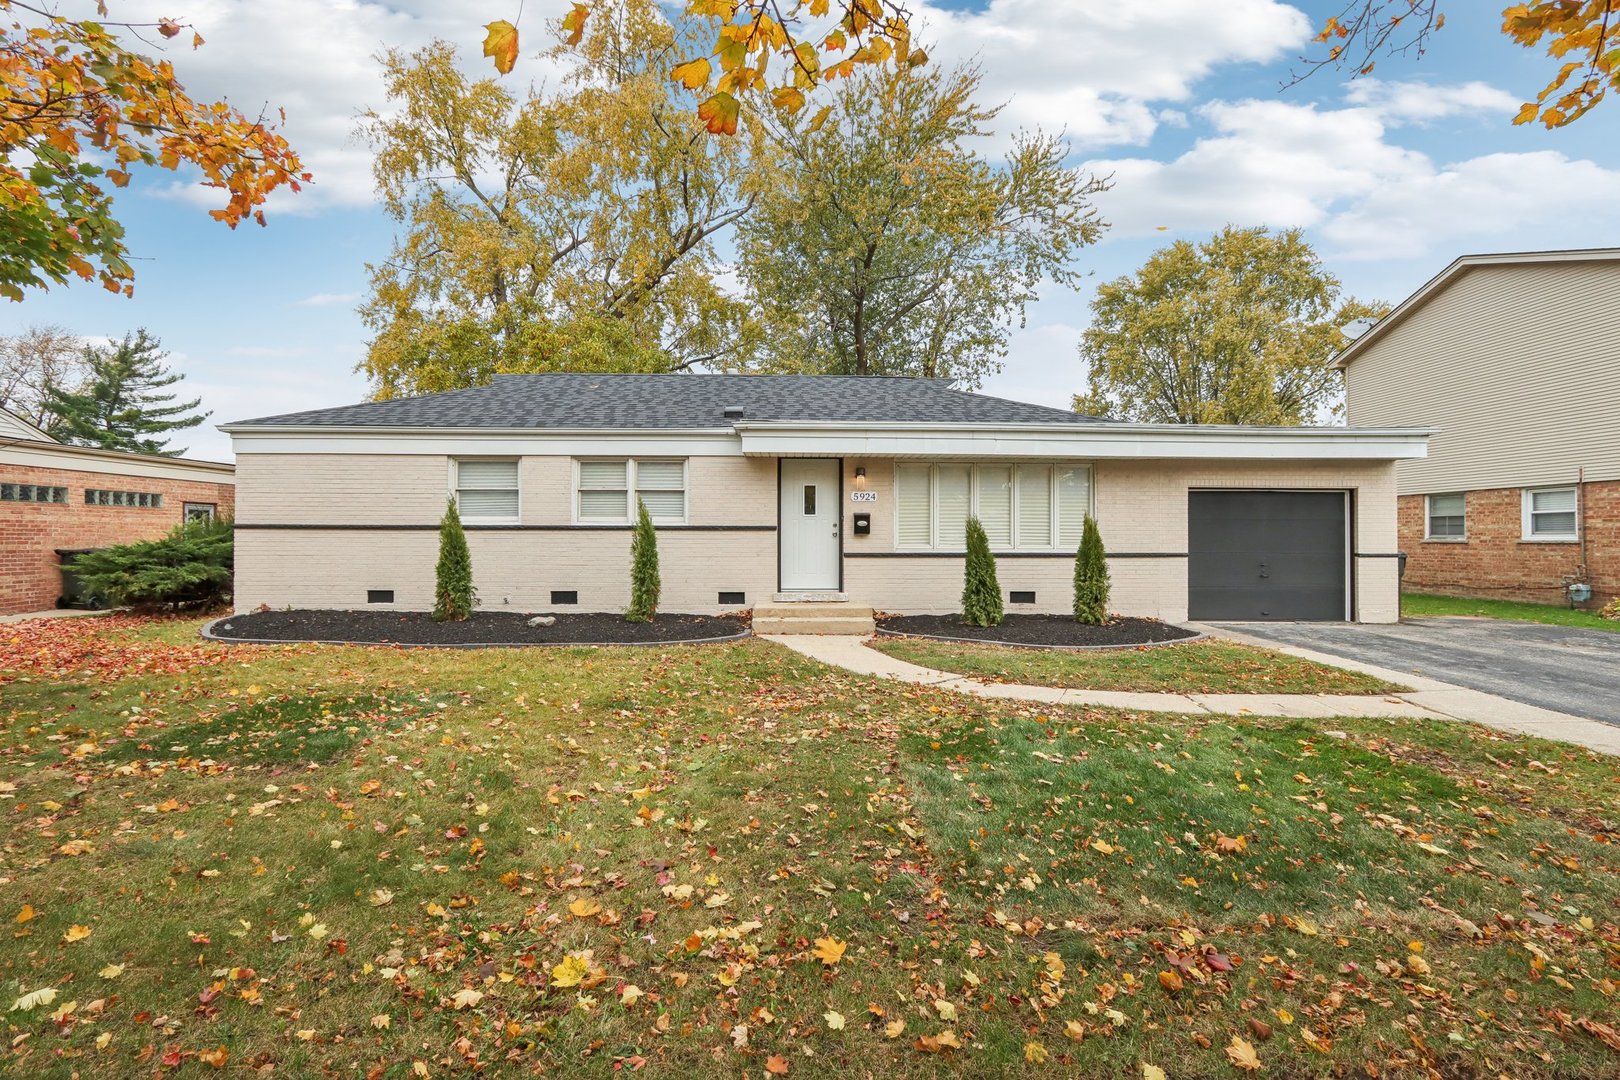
left=850, top=491, right=877, bottom=502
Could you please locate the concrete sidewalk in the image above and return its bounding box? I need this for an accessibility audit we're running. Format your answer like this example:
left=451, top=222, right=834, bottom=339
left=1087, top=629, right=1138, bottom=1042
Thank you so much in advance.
left=0, top=608, right=114, bottom=625
left=761, top=633, right=1620, bottom=756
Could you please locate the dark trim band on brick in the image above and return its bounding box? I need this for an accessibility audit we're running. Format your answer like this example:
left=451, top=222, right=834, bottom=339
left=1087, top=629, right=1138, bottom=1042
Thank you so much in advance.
left=1354, top=552, right=1405, bottom=558
left=233, top=523, right=777, bottom=532
left=845, top=551, right=1189, bottom=559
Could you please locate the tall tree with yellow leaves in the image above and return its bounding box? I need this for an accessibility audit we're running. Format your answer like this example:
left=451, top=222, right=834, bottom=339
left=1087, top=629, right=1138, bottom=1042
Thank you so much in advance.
left=360, top=0, right=757, bottom=398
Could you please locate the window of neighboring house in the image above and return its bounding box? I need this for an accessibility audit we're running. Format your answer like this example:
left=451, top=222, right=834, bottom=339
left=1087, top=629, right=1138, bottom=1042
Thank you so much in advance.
left=1425, top=493, right=1466, bottom=539
left=453, top=460, right=520, bottom=521
left=896, top=463, right=1092, bottom=551
left=1523, top=486, right=1578, bottom=540
left=183, top=502, right=217, bottom=524
left=85, top=488, right=163, bottom=508
left=576, top=459, right=687, bottom=524
left=0, top=482, right=67, bottom=504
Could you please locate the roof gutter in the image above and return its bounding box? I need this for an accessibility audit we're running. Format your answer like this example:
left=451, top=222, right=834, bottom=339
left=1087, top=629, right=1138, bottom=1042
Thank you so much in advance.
left=219, top=423, right=737, bottom=436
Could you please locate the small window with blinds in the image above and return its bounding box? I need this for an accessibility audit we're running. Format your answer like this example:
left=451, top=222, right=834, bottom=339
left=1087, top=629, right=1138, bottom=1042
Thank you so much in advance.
left=577, top=459, right=686, bottom=524
left=1426, top=493, right=1466, bottom=539
left=455, top=459, right=520, bottom=520
left=895, top=463, right=1092, bottom=551
left=1523, top=486, right=1577, bottom=540
left=635, top=460, right=686, bottom=522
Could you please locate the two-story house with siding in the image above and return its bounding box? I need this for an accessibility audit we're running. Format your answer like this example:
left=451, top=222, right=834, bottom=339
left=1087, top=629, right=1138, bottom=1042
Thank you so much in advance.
left=1337, top=248, right=1619, bottom=607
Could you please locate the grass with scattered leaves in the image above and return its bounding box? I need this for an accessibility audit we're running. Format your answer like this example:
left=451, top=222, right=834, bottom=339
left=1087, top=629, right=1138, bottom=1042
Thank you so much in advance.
left=1403, top=592, right=1620, bottom=633
left=870, top=636, right=1405, bottom=695
left=1, top=615, right=1616, bottom=1078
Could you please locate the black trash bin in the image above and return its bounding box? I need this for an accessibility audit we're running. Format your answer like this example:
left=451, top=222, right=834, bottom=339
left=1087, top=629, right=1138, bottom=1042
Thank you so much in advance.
left=55, top=549, right=106, bottom=609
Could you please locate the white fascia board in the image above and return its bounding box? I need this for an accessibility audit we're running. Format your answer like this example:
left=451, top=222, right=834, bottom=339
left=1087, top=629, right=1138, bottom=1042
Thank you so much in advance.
left=1, top=440, right=237, bottom=484
left=734, top=422, right=1432, bottom=460
left=226, top=427, right=744, bottom=457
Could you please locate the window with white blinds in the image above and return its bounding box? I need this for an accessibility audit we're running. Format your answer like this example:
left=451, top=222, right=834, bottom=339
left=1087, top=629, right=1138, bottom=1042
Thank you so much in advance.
left=455, top=460, right=519, bottom=520
left=577, top=459, right=687, bottom=524
left=894, top=463, right=1092, bottom=551
left=1523, top=486, right=1577, bottom=540
left=635, top=460, right=686, bottom=521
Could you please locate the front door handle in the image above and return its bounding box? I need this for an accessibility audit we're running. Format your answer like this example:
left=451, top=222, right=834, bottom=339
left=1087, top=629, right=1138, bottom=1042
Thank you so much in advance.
left=1258, top=562, right=1269, bottom=579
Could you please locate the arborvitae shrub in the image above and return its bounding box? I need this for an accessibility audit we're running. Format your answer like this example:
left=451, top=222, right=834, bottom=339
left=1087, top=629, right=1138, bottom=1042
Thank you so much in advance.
left=960, top=516, right=1004, bottom=627
left=432, top=497, right=476, bottom=622
left=627, top=498, right=661, bottom=622
left=1073, top=514, right=1110, bottom=625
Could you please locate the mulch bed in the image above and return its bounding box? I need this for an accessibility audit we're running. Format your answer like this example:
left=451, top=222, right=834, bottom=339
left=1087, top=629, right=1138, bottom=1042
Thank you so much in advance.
left=876, top=613, right=1200, bottom=650
left=204, top=609, right=750, bottom=647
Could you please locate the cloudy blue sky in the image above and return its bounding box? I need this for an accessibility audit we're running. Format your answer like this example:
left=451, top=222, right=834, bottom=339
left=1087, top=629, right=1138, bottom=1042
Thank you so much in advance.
left=7, top=0, right=1618, bottom=461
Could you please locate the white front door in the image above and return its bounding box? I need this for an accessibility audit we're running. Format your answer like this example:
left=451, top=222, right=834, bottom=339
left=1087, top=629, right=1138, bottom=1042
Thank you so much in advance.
left=779, top=458, right=841, bottom=591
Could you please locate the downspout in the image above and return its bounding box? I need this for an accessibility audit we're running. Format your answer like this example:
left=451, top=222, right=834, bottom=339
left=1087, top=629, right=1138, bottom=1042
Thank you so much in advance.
left=1578, top=466, right=1589, bottom=579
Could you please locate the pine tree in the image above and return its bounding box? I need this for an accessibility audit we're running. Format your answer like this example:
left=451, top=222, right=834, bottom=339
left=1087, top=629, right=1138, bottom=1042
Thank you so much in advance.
left=432, top=497, right=476, bottom=622
left=1073, top=514, right=1111, bottom=625
left=626, top=498, right=661, bottom=622
left=961, top=516, right=1004, bottom=627
left=43, top=329, right=208, bottom=455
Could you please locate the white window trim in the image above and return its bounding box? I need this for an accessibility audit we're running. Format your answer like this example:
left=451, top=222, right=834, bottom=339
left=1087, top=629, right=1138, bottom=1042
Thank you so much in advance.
left=893, top=462, right=1093, bottom=552
left=573, top=458, right=688, bottom=526
left=451, top=457, right=522, bottom=523
left=1424, top=492, right=1466, bottom=542
left=1521, top=485, right=1579, bottom=542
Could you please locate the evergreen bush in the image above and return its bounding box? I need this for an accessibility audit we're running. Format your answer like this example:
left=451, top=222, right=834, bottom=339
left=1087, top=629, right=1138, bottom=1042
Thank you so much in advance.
left=72, top=515, right=233, bottom=612
left=1073, top=514, right=1110, bottom=625
left=432, top=497, right=476, bottom=622
left=627, top=498, right=661, bottom=622
left=960, top=516, right=1004, bottom=627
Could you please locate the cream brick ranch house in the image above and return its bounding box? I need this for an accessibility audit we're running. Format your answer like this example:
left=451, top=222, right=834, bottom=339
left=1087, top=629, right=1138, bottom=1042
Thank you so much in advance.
left=222, top=374, right=1430, bottom=623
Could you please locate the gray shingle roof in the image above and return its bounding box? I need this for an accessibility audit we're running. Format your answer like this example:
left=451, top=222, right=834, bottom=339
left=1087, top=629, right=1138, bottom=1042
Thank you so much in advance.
left=224, top=374, right=1104, bottom=430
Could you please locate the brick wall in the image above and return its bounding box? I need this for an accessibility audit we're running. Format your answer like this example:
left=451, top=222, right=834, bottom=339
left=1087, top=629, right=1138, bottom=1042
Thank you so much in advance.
left=1, top=462, right=236, bottom=614
left=1397, top=480, right=1618, bottom=606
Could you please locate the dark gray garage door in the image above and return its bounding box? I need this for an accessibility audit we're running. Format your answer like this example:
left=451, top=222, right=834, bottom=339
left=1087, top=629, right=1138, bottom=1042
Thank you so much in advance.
left=1188, top=491, right=1348, bottom=621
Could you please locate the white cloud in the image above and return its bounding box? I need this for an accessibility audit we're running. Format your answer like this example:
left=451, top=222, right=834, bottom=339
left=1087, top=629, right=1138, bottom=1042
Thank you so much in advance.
left=1081, top=93, right=1620, bottom=261
left=1318, top=150, right=1620, bottom=260
left=134, top=0, right=574, bottom=214
left=979, top=320, right=1086, bottom=410
left=186, top=349, right=371, bottom=460
left=130, top=0, right=1312, bottom=219
left=916, top=0, right=1312, bottom=148
left=1343, top=78, right=1519, bottom=125
left=294, top=292, right=361, bottom=307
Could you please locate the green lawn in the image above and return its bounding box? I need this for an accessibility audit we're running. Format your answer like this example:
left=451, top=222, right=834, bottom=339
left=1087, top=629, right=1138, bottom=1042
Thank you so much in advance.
left=869, top=635, right=1406, bottom=694
left=2, top=615, right=1617, bottom=1078
left=1403, top=591, right=1620, bottom=632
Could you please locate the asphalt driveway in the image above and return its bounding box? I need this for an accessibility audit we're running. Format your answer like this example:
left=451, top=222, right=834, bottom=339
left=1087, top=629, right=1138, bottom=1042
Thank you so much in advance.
left=1214, top=617, right=1620, bottom=726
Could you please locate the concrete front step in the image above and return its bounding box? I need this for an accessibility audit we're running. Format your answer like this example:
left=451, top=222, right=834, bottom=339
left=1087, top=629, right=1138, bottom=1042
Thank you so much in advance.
left=751, top=602, right=875, bottom=636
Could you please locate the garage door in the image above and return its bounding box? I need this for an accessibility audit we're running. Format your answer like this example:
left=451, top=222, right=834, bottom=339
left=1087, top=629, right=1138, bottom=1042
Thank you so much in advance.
left=1188, top=491, right=1348, bottom=621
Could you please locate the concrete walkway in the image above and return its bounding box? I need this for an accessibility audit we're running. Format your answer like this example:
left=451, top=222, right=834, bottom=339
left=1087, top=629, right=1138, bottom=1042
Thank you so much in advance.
left=761, top=633, right=1620, bottom=756
left=0, top=608, right=114, bottom=625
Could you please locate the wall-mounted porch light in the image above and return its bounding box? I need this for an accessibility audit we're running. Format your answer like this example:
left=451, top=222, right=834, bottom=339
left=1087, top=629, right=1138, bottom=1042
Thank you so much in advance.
left=854, top=466, right=867, bottom=490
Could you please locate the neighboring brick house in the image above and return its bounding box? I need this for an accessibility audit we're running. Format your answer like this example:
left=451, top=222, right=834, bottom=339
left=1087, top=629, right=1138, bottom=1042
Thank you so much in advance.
left=1338, top=248, right=1620, bottom=607
left=1, top=407, right=235, bottom=614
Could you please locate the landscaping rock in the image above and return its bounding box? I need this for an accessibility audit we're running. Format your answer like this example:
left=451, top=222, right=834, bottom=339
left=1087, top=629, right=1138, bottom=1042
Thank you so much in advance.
left=527, top=615, right=556, bottom=627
